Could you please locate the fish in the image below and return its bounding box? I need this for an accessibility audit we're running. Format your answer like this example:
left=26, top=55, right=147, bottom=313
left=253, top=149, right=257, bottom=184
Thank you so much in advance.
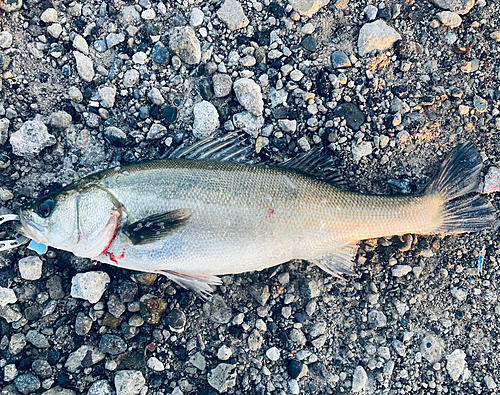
left=11, top=136, right=495, bottom=297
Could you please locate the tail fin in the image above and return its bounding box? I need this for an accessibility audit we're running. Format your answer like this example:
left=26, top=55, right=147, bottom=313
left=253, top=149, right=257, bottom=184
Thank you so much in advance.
left=426, top=143, right=495, bottom=234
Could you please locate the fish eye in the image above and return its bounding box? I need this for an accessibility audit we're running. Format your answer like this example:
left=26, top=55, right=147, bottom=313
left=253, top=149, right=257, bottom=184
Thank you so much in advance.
left=36, top=198, right=55, bottom=218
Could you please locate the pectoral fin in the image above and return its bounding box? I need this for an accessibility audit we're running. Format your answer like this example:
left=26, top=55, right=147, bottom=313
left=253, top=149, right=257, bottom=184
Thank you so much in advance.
left=158, top=270, right=222, bottom=299
left=123, top=209, right=192, bottom=245
left=311, top=242, right=358, bottom=280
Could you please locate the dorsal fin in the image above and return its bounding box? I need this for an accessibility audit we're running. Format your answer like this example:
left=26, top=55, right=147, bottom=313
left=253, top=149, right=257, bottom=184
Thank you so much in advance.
left=279, top=147, right=347, bottom=189
left=166, top=133, right=252, bottom=163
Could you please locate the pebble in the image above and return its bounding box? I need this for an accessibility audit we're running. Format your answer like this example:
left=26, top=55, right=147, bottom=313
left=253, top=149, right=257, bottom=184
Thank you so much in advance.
left=213, top=73, right=233, bottom=97
left=10, top=117, right=56, bottom=158
left=232, top=111, right=264, bottom=137
left=299, top=279, right=320, bottom=298
left=162, top=107, right=178, bottom=124
left=65, top=346, right=104, bottom=372
left=47, top=23, right=63, bottom=39
left=288, top=379, right=300, bottom=394
left=368, top=310, right=387, bottom=328
left=49, top=110, right=72, bottom=131
left=74, top=51, right=94, bottom=82
left=123, top=69, right=140, bottom=87
left=473, top=95, right=488, bottom=113
left=1, top=0, right=22, bottom=12
left=297, top=136, right=311, bottom=151
left=40, top=8, right=58, bottom=23
left=437, top=11, right=462, bottom=27
left=103, top=126, right=127, bottom=146
left=147, top=87, right=164, bottom=105
left=485, top=375, right=498, bottom=389
left=217, top=0, right=249, bottom=31
left=106, top=33, right=125, bottom=49
left=0, top=31, right=13, bottom=49
left=351, top=366, right=368, bottom=392
left=450, top=286, right=468, bottom=301
left=140, top=295, right=167, bottom=324
left=98, top=86, right=117, bottom=108
left=208, top=364, right=237, bottom=393
left=147, top=357, right=165, bottom=371
left=26, top=329, right=50, bottom=348
left=147, top=123, right=167, bottom=140
left=169, top=26, right=201, bottom=65
left=290, top=69, right=304, bottom=82
left=132, top=51, right=147, bottom=64
left=0, top=118, right=10, bottom=144
left=331, top=50, right=352, bottom=68
left=193, top=100, right=220, bottom=138
left=391, top=265, right=412, bottom=277
left=430, top=0, right=475, bottom=14
left=248, top=329, right=263, bottom=350
left=446, top=349, right=466, bottom=381
left=357, top=20, right=402, bottom=57
left=75, top=313, right=93, bottom=335
left=9, top=333, right=26, bottom=355
left=70, top=271, right=110, bottom=304
left=14, top=373, right=41, bottom=394
left=151, top=45, right=170, bottom=65
left=364, top=4, right=378, bottom=20
left=233, top=78, right=264, bottom=116
left=4, top=363, right=18, bottom=381
left=99, top=334, right=127, bottom=355
left=190, top=7, right=204, bottom=27
left=114, top=370, right=146, bottom=395
left=334, top=103, right=365, bottom=130
left=94, top=40, right=108, bottom=52
left=88, top=380, right=115, bottom=395
left=288, top=0, right=329, bottom=17
left=0, top=287, right=17, bottom=306
left=301, top=36, right=316, bottom=52
left=301, top=22, right=315, bottom=34
left=164, top=308, right=186, bottom=332
left=491, top=31, right=500, bottom=42
left=217, top=345, right=233, bottom=360
left=421, top=334, right=444, bottom=363
left=188, top=351, right=207, bottom=371
left=352, top=141, right=373, bottom=162
left=141, top=8, right=156, bottom=20
left=266, top=347, right=280, bottom=361
left=483, top=167, right=500, bottom=193
left=248, top=284, right=270, bottom=306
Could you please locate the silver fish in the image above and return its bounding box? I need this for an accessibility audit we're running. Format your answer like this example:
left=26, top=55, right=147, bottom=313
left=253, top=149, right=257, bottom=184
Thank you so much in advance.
left=14, top=137, right=495, bottom=296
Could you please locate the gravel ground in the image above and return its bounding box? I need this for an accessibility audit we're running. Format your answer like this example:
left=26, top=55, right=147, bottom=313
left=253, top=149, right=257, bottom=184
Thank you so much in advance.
left=1, top=0, right=500, bottom=394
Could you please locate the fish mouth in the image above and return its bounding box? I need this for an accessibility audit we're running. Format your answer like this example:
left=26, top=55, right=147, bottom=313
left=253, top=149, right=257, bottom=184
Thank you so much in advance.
left=17, top=210, right=47, bottom=243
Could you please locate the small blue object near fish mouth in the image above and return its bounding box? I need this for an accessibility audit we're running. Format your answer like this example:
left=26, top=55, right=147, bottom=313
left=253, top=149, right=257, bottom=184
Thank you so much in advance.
left=28, top=240, right=48, bottom=255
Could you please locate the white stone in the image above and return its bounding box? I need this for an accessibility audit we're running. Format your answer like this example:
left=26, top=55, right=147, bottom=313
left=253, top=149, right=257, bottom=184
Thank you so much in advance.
left=114, top=370, right=146, bottom=395
left=147, top=124, right=167, bottom=140
left=169, top=26, right=201, bottom=65
left=123, top=69, right=140, bottom=87
left=74, top=51, right=94, bottom=82
left=40, top=8, right=58, bottom=23
left=0, top=287, right=17, bottom=306
left=65, top=346, right=105, bottom=372
left=278, top=119, right=297, bottom=133
left=98, top=85, right=117, bottom=108
left=288, top=0, right=330, bottom=17
left=217, top=0, right=249, bottom=31
left=18, top=256, right=43, bottom=280
left=73, top=34, right=89, bottom=55
left=351, top=141, right=373, bottom=162
left=357, top=20, right=402, bottom=57
left=437, top=11, right=462, bottom=27
left=0, top=31, right=13, bottom=49
left=147, top=87, right=165, bottom=105
left=391, top=265, right=412, bottom=277
left=47, top=23, right=63, bottom=39
left=190, top=7, right=204, bottom=26
left=141, top=8, right=156, bottom=20
left=217, top=345, right=232, bottom=361
left=193, top=100, right=220, bottom=139
left=352, top=366, right=368, bottom=392
left=70, top=271, right=110, bottom=304
left=10, top=117, right=56, bottom=158
left=4, top=364, right=18, bottom=381
left=132, top=52, right=147, bottom=64
left=266, top=347, right=280, bottom=361
left=233, top=78, right=264, bottom=116
left=147, top=357, right=165, bottom=371
left=446, top=349, right=466, bottom=381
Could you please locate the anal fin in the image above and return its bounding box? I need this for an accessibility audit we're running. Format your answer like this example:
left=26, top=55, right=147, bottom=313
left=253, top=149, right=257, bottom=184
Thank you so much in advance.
left=158, top=270, right=222, bottom=299
left=311, top=242, right=359, bottom=280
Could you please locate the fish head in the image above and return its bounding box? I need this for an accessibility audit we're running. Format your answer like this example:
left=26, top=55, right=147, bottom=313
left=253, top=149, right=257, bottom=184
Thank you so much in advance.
left=17, top=183, right=122, bottom=258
